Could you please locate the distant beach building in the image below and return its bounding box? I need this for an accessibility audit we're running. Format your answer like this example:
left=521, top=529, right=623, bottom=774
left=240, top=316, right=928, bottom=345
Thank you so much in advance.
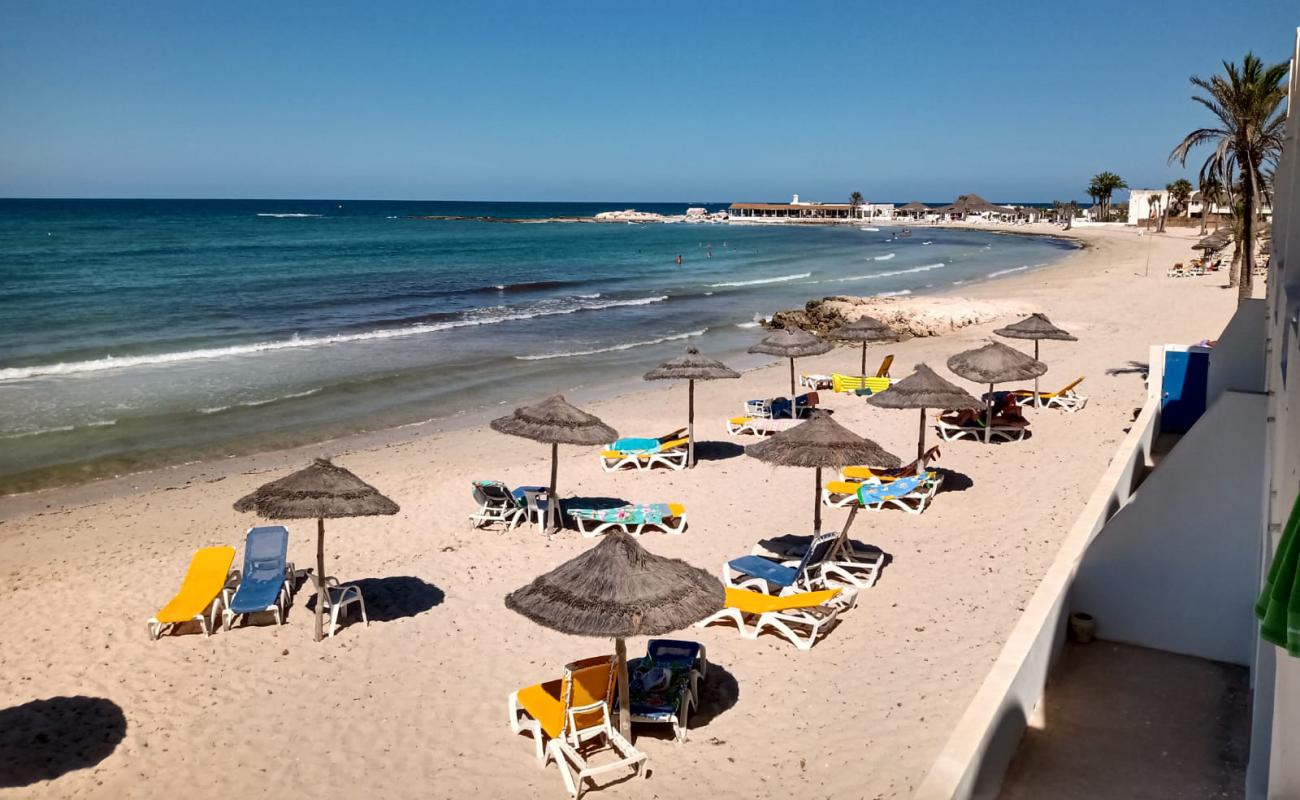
left=728, top=193, right=895, bottom=222
left=1127, top=187, right=1270, bottom=226
left=929, top=193, right=1018, bottom=222
left=896, top=201, right=931, bottom=220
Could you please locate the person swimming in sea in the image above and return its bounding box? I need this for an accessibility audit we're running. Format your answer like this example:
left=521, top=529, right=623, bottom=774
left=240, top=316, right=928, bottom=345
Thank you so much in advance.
left=676, top=254, right=682, bottom=266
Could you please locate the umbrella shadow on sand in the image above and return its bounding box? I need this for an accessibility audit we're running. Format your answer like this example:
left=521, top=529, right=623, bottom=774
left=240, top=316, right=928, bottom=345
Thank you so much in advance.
left=932, top=467, right=974, bottom=494
left=691, top=441, right=745, bottom=462
left=306, top=575, right=444, bottom=625
left=0, top=696, right=126, bottom=788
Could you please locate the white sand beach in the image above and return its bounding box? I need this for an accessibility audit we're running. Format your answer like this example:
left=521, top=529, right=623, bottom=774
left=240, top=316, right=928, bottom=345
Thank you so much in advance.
left=0, top=224, right=1241, bottom=798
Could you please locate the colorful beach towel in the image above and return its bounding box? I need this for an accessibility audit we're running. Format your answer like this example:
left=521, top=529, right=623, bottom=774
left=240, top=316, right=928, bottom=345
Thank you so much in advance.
left=1256, top=493, right=1300, bottom=655
left=568, top=503, right=672, bottom=525
left=857, top=473, right=929, bottom=505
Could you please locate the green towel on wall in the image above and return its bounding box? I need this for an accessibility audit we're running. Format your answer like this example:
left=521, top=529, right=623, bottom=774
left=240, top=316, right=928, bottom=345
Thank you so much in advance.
left=1256, top=494, right=1300, bottom=655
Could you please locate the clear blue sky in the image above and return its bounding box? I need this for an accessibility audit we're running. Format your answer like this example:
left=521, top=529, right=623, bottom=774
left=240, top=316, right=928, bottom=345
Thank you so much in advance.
left=1, top=1, right=1294, bottom=202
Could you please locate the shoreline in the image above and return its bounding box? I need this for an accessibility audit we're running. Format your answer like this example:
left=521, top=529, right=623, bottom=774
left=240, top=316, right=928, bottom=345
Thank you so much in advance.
left=0, top=222, right=1081, bottom=509
left=0, top=222, right=1086, bottom=516
left=0, top=222, right=1240, bottom=799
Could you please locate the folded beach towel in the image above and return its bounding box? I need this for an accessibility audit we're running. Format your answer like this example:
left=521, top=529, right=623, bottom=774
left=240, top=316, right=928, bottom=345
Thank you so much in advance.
left=1256, top=493, right=1300, bottom=655
left=609, top=437, right=662, bottom=453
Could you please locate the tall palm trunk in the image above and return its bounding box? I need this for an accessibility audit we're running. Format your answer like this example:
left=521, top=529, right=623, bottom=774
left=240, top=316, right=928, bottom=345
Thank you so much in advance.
left=1239, top=164, right=1255, bottom=303
left=1229, top=244, right=1241, bottom=288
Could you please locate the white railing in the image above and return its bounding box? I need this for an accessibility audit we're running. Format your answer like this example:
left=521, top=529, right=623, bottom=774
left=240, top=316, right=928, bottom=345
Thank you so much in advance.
left=914, top=345, right=1166, bottom=799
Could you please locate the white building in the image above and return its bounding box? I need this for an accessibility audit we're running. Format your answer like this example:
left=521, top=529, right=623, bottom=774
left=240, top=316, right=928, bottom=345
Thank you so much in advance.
left=1126, top=188, right=1168, bottom=225
left=728, top=193, right=895, bottom=222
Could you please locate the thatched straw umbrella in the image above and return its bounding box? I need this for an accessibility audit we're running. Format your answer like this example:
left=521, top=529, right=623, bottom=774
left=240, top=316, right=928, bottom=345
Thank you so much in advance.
left=747, top=410, right=899, bottom=536
left=993, top=313, right=1076, bottom=408
left=830, top=315, right=896, bottom=380
left=506, top=530, right=724, bottom=738
left=947, top=342, right=1047, bottom=443
left=234, top=458, right=399, bottom=642
left=749, top=327, right=833, bottom=397
left=490, top=395, right=617, bottom=532
left=867, top=363, right=979, bottom=466
left=644, top=347, right=740, bottom=468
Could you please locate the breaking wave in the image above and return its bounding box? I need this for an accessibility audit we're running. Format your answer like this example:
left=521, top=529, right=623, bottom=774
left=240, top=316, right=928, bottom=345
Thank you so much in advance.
left=515, top=329, right=707, bottom=361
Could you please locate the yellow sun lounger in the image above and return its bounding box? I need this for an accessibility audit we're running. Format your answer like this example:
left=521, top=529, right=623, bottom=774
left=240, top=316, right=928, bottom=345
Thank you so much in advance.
left=508, top=655, right=647, bottom=797
left=696, top=587, right=855, bottom=650
left=831, top=373, right=893, bottom=395
left=600, top=429, right=689, bottom=472
left=1009, top=376, right=1088, bottom=412
left=147, top=545, right=236, bottom=640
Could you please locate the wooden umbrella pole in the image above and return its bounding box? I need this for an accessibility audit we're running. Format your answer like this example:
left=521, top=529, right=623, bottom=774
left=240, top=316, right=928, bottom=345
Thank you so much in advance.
left=918, top=407, right=927, bottom=465
left=687, top=379, right=696, bottom=468
left=985, top=383, right=995, bottom=444
left=314, top=517, right=326, bottom=643
left=833, top=502, right=861, bottom=563
left=789, top=358, right=796, bottom=398
left=549, top=442, right=559, bottom=533
left=615, top=637, right=632, bottom=739
left=812, top=467, right=822, bottom=535
left=1034, top=340, right=1042, bottom=408
left=860, top=341, right=867, bottom=380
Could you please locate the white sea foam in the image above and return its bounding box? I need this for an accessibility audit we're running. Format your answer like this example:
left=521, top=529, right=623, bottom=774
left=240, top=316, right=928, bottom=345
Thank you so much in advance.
left=197, top=388, right=322, bottom=415
left=987, top=265, right=1031, bottom=278
left=256, top=213, right=323, bottom=218
left=0, top=295, right=670, bottom=381
left=0, top=419, right=117, bottom=440
left=922, top=241, right=933, bottom=245
left=575, top=293, right=602, bottom=299
left=709, top=272, right=810, bottom=288
left=876, top=289, right=913, bottom=297
left=872, top=253, right=896, bottom=261
left=830, top=263, right=946, bottom=282
left=735, top=321, right=761, bottom=329
left=860, top=227, right=880, bottom=232
left=515, top=329, right=706, bottom=361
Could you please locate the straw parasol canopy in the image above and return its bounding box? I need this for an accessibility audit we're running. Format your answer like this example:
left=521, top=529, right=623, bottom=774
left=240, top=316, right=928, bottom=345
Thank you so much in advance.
left=830, top=316, right=897, bottom=378
left=491, top=396, right=618, bottom=531
left=234, top=458, right=398, bottom=642
left=868, top=364, right=979, bottom=464
left=994, top=313, right=1076, bottom=343
left=644, top=348, right=740, bottom=467
left=898, top=201, right=929, bottom=214
left=748, top=410, right=899, bottom=537
left=506, top=530, right=724, bottom=738
left=749, top=327, right=834, bottom=397
left=994, top=314, right=1076, bottom=407
left=947, top=342, right=1047, bottom=443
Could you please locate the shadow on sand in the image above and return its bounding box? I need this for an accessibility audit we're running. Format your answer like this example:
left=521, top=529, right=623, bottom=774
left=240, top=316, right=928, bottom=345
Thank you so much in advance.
left=0, top=696, right=126, bottom=788
left=306, top=575, right=444, bottom=625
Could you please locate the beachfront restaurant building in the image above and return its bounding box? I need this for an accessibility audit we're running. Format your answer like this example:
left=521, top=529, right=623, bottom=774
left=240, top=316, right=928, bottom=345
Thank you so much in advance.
left=728, top=194, right=894, bottom=222
left=915, top=28, right=1300, bottom=798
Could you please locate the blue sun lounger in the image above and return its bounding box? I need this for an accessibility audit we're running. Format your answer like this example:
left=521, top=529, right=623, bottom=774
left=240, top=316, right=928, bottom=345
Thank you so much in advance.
left=722, top=532, right=839, bottom=594
left=222, top=525, right=294, bottom=630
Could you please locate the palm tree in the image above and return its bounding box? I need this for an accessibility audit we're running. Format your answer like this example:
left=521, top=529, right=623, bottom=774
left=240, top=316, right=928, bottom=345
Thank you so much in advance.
left=849, top=191, right=865, bottom=220
left=1149, top=193, right=1163, bottom=233
left=1085, top=178, right=1101, bottom=219
left=1167, top=178, right=1193, bottom=217
left=1090, top=171, right=1128, bottom=221
left=1197, top=175, right=1222, bottom=234
left=1169, top=53, right=1288, bottom=303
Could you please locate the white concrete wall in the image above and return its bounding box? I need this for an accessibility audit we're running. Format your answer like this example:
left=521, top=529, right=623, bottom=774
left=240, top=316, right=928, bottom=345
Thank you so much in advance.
left=1071, top=389, right=1266, bottom=666
left=913, top=347, right=1166, bottom=800
left=1208, top=299, right=1268, bottom=404
left=1127, top=190, right=1167, bottom=225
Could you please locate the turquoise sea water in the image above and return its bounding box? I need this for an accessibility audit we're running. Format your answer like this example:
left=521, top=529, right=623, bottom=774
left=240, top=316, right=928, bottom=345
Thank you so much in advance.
left=0, top=199, right=1076, bottom=492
